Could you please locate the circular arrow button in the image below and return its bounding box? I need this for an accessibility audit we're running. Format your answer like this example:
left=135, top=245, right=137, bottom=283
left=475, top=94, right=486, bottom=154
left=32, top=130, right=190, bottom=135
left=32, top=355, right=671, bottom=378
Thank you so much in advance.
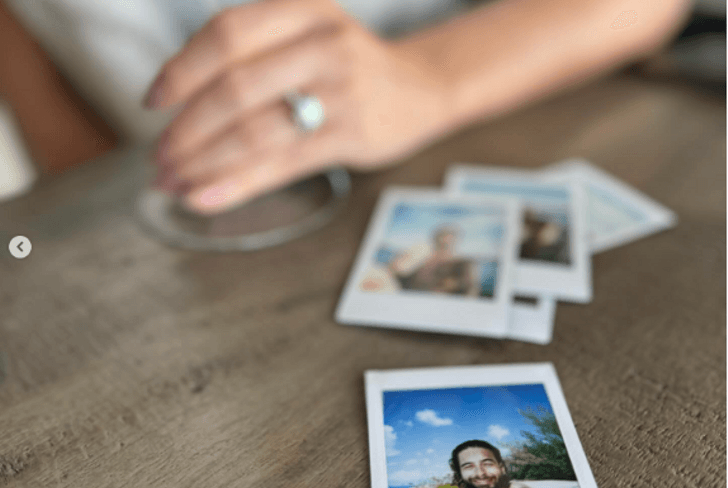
left=9, top=236, right=31, bottom=259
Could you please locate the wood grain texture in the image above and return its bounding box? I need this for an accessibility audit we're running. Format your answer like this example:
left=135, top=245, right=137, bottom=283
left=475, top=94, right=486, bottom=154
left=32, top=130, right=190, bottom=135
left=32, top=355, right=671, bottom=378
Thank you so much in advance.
left=0, top=73, right=724, bottom=488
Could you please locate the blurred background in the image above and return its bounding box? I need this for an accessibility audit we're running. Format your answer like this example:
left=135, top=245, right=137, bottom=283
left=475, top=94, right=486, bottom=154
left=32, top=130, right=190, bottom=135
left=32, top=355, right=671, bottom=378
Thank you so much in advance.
left=0, top=0, right=724, bottom=202
left=0, top=1, right=723, bottom=487
left=629, top=0, right=725, bottom=92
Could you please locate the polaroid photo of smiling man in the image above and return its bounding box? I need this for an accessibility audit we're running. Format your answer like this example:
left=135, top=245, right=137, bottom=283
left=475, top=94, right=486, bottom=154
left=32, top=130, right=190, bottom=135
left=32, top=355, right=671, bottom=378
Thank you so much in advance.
left=541, top=158, right=678, bottom=254
left=445, top=166, right=592, bottom=303
left=365, top=363, right=598, bottom=488
left=336, top=187, right=521, bottom=338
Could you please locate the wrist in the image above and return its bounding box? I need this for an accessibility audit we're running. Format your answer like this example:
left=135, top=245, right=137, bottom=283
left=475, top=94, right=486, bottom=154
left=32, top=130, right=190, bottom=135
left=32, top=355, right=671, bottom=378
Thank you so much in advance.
left=386, top=35, right=463, bottom=144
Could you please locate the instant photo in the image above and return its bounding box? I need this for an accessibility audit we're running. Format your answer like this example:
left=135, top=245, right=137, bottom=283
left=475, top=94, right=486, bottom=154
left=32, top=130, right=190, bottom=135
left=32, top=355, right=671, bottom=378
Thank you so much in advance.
left=507, top=297, right=556, bottom=345
left=336, top=188, right=521, bottom=338
left=445, top=166, right=592, bottom=303
left=365, top=363, right=597, bottom=488
left=541, top=159, right=677, bottom=254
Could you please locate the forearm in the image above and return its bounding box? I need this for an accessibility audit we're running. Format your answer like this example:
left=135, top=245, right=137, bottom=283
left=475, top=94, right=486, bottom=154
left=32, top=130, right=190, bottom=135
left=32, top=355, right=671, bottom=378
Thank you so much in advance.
left=395, top=0, right=694, bottom=128
left=0, top=0, right=118, bottom=173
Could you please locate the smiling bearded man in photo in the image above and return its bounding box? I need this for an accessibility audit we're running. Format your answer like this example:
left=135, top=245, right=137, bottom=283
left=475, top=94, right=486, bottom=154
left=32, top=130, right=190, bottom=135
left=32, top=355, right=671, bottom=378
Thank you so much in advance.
left=448, top=440, right=530, bottom=488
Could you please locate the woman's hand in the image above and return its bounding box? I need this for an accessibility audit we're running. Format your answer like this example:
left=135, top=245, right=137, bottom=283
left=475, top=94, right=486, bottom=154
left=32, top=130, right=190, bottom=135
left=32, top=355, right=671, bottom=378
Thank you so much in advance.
left=145, top=0, right=452, bottom=215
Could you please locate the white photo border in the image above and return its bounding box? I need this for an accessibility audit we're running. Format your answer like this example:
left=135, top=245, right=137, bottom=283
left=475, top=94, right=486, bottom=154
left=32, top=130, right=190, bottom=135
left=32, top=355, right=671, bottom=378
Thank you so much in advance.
left=541, top=158, right=678, bottom=254
left=336, top=187, right=521, bottom=338
left=508, top=297, right=557, bottom=345
left=445, top=165, right=593, bottom=303
left=365, top=362, right=598, bottom=488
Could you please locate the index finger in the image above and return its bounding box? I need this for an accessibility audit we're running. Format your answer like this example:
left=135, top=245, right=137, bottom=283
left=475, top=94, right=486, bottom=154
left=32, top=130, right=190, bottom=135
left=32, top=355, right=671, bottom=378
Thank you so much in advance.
left=145, top=0, right=345, bottom=108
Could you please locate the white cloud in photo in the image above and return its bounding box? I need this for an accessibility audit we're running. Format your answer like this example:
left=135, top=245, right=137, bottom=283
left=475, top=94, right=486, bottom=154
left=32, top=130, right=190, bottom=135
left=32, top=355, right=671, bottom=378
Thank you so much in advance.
left=405, top=421, right=414, bottom=427
left=416, top=409, right=454, bottom=427
left=426, top=448, right=435, bottom=454
left=422, top=458, right=431, bottom=465
left=406, top=459, right=418, bottom=465
left=419, top=461, right=451, bottom=482
left=384, top=425, right=401, bottom=456
left=389, top=469, right=422, bottom=485
left=488, top=424, right=510, bottom=440
left=500, top=447, right=511, bottom=458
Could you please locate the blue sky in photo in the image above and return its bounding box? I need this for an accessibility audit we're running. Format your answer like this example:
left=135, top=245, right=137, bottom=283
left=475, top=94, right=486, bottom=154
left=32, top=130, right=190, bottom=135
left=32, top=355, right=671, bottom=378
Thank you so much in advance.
left=456, top=180, right=572, bottom=229
left=529, top=208, right=570, bottom=228
left=459, top=180, right=571, bottom=206
left=380, top=203, right=504, bottom=258
left=383, top=384, right=554, bottom=487
left=588, top=185, right=646, bottom=222
left=585, top=184, right=647, bottom=240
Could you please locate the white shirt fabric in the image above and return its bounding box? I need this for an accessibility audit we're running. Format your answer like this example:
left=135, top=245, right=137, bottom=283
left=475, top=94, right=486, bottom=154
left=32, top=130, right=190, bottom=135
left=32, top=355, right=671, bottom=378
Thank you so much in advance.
left=4, top=0, right=470, bottom=143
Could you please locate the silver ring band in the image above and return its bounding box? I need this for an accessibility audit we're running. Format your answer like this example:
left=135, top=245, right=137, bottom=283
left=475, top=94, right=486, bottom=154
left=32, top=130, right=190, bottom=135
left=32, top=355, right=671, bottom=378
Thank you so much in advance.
left=285, top=91, right=326, bottom=133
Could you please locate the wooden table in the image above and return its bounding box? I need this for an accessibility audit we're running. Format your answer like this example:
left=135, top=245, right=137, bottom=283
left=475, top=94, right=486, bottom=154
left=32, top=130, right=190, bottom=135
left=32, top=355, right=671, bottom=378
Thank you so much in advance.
left=0, top=73, right=725, bottom=487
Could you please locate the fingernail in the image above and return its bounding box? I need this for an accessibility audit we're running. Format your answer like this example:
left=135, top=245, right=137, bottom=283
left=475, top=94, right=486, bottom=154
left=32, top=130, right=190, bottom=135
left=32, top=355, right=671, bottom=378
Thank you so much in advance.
left=199, top=184, right=237, bottom=207
left=144, top=72, right=166, bottom=109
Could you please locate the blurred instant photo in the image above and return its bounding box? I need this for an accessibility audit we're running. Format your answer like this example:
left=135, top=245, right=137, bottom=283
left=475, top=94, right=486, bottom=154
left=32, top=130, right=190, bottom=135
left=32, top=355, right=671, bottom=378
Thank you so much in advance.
left=541, top=159, right=678, bottom=254
left=507, top=297, right=556, bottom=345
left=336, top=188, right=520, bottom=338
left=365, top=363, right=597, bottom=488
left=445, top=166, right=592, bottom=303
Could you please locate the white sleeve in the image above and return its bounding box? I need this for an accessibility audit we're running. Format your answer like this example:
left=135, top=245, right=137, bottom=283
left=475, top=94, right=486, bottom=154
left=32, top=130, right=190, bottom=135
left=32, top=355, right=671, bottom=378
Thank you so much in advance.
left=2, top=0, right=184, bottom=142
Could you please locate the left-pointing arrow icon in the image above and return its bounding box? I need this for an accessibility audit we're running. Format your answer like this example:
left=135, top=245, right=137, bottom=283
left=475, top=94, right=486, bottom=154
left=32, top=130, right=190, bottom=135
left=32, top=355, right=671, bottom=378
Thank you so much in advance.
left=9, top=236, right=31, bottom=259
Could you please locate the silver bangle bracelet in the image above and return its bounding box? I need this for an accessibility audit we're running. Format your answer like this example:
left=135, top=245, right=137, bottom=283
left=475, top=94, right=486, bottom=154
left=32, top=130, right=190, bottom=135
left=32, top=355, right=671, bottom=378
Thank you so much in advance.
left=136, top=168, right=351, bottom=252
